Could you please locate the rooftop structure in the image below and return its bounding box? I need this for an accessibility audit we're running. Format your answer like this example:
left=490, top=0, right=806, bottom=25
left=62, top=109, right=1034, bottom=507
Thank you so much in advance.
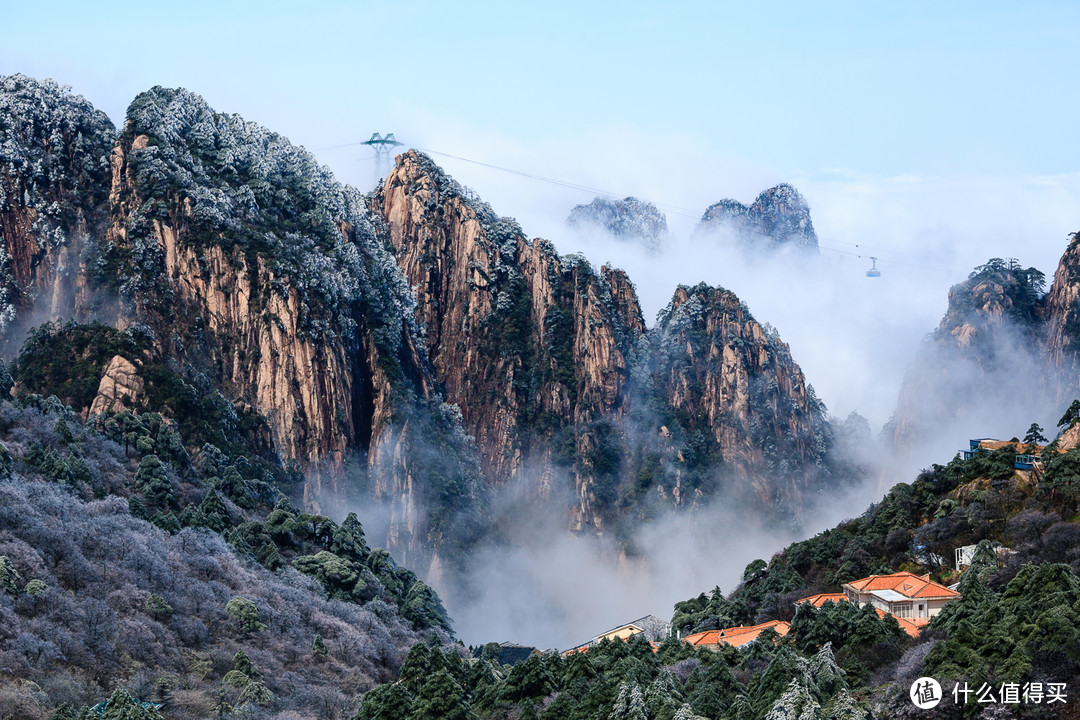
left=682, top=620, right=790, bottom=649
left=560, top=614, right=671, bottom=655
left=794, top=571, right=961, bottom=637
left=842, top=571, right=959, bottom=623
left=472, top=641, right=541, bottom=666
left=794, top=592, right=847, bottom=608
left=961, top=438, right=1059, bottom=470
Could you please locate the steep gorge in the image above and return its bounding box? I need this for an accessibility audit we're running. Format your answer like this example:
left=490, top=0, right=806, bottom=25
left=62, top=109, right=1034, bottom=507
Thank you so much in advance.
left=2, top=76, right=840, bottom=572
left=377, top=150, right=646, bottom=530
left=377, top=151, right=834, bottom=530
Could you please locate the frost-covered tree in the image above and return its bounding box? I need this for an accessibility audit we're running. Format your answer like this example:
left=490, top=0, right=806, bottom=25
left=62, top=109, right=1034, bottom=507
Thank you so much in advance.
left=673, top=705, right=708, bottom=720
left=133, top=454, right=172, bottom=508
left=644, top=668, right=683, bottom=720
left=823, top=690, right=869, bottom=720
left=609, top=682, right=647, bottom=720
left=0, top=75, right=115, bottom=334
left=0, top=555, right=22, bottom=595
left=764, top=679, right=820, bottom=720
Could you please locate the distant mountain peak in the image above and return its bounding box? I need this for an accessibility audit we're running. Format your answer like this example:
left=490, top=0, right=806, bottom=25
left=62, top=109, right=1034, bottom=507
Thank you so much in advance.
left=566, top=195, right=668, bottom=251
left=698, top=183, right=818, bottom=250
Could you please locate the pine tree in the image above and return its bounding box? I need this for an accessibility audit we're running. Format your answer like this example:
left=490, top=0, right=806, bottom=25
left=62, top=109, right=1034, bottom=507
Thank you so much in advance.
left=128, top=496, right=148, bottom=520
left=312, top=633, right=328, bottom=659
left=48, top=704, right=78, bottom=720
left=823, top=690, right=869, bottom=720
left=399, top=642, right=435, bottom=693
left=197, top=490, right=229, bottom=533
left=609, top=682, right=647, bottom=720
left=144, top=594, right=173, bottom=621
left=236, top=680, right=274, bottom=707
left=644, top=668, right=682, bottom=720
left=223, top=649, right=258, bottom=688
left=0, top=555, right=22, bottom=595
left=25, top=578, right=48, bottom=601
left=354, top=683, right=414, bottom=720
left=501, top=653, right=556, bottom=703
left=959, top=540, right=998, bottom=593
left=411, top=670, right=470, bottom=720
left=764, top=679, right=819, bottom=720
left=217, top=465, right=253, bottom=508
left=1060, top=399, right=1080, bottom=428
left=402, top=579, right=452, bottom=631
left=519, top=699, right=540, bottom=720
left=54, top=417, right=74, bottom=444
left=220, top=647, right=273, bottom=707
left=673, top=704, right=708, bottom=720
left=134, top=455, right=172, bottom=509
left=753, top=647, right=813, bottom=717
left=332, top=511, right=370, bottom=560
left=99, top=688, right=164, bottom=720
left=808, top=643, right=846, bottom=701
left=224, top=597, right=266, bottom=634
left=730, top=694, right=754, bottom=720
left=1024, top=422, right=1048, bottom=445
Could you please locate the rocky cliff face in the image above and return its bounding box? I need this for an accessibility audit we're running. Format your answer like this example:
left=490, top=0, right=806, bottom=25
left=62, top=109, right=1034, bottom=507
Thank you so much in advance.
left=698, top=183, right=818, bottom=250
left=566, top=195, right=668, bottom=251
left=0, top=75, right=114, bottom=345
left=378, top=151, right=646, bottom=529
left=2, top=76, right=841, bottom=568
left=99, top=92, right=424, bottom=502
left=646, top=283, right=828, bottom=509
left=377, top=152, right=833, bottom=530
left=1043, top=232, right=1080, bottom=383
left=889, top=258, right=1052, bottom=451
left=1, top=81, right=483, bottom=571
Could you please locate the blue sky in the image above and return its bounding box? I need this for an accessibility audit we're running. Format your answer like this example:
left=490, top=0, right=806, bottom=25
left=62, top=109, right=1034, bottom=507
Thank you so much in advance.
left=4, top=0, right=1078, bottom=175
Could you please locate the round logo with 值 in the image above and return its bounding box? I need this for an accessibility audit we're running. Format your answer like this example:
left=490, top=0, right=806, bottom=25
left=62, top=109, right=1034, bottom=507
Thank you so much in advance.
left=910, top=677, right=942, bottom=709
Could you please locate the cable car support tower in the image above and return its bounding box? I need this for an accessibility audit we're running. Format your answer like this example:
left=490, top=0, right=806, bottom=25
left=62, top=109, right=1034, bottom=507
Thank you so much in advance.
left=361, top=132, right=403, bottom=186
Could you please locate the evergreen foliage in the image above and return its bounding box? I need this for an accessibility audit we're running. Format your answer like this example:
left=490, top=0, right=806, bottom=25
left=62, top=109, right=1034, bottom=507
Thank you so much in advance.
left=224, top=596, right=266, bottom=634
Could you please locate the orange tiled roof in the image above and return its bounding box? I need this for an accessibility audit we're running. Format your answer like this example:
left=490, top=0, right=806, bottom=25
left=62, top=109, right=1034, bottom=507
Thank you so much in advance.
left=871, top=607, right=926, bottom=637
left=795, top=593, right=848, bottom=607
left=683, top=629, right=723, bottom=647
left=683, top=621, right=790, bottom=648
left=845, top=571, right=959, bottom=599
left=560, top=644, right=592, bottom=656
left=720, top=620, right=790, bottom=647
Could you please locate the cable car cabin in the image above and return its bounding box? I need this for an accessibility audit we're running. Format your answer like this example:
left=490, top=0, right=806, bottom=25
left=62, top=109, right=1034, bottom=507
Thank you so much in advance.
left=866, top=257, right=881, bottom=277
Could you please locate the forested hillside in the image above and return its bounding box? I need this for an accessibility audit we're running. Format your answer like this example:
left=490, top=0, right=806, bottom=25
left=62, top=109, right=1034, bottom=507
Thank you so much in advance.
left=351, top=412, right=1080, bottom=719
left=0, top=371, right=451, bottom=718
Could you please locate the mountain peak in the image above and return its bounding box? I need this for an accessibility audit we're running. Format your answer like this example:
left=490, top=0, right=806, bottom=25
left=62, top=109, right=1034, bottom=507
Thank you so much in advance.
left=698, top=183, right=818, bottom=249
left=566, top=195, right=668, bottom=251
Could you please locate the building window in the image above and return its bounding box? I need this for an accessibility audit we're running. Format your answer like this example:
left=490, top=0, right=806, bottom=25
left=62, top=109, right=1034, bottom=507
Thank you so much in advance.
left=895, top=602, right=912, bottom=619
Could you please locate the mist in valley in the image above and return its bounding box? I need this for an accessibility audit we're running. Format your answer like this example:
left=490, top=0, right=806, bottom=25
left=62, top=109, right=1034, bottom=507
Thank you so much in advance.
left=374, top=148, right=1080, bottom=650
